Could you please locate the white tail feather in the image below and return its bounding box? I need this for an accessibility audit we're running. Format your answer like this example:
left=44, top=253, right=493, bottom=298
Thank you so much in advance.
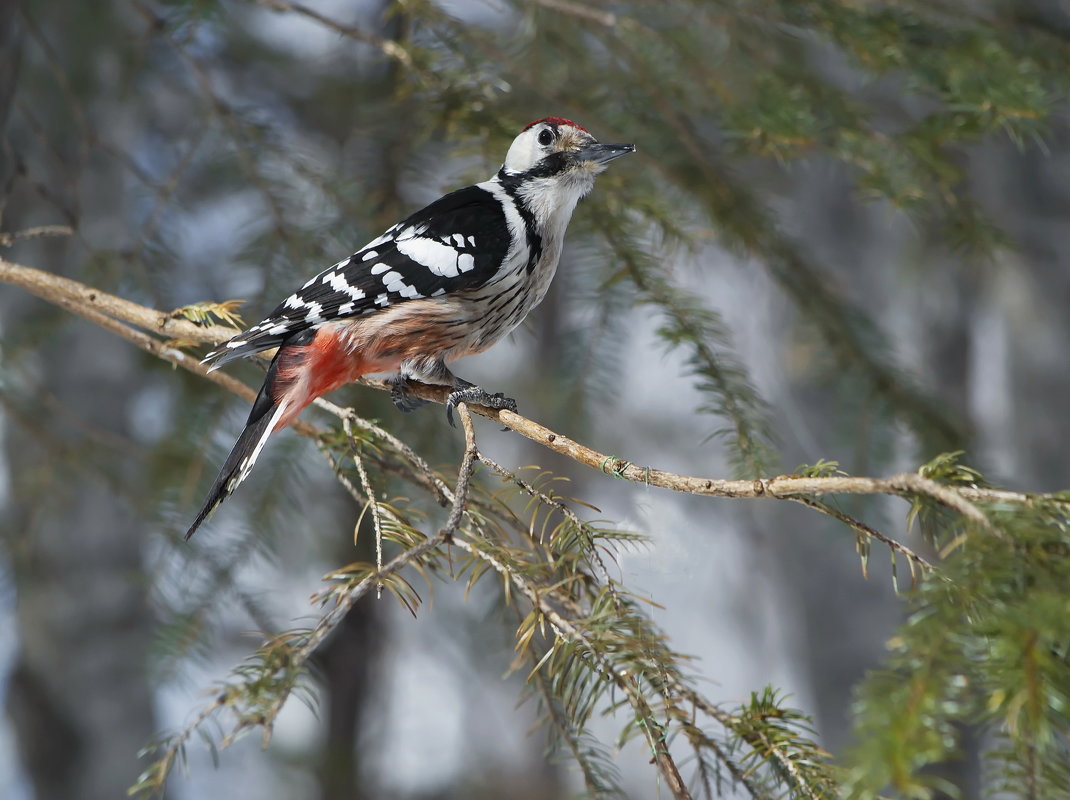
left=226, top=401, right=289, bottom=494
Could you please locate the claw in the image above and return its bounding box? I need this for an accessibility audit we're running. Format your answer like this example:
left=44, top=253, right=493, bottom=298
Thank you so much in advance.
left=391, top=376, right=428, bottom=413
left=445, top=385, right=518, bottom=427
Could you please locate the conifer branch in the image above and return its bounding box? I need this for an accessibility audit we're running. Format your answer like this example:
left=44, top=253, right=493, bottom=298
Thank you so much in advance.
left=528, top=658, right=628, bottom=799
left=450, top=534, right=694, bottom=800
left=132, top=529, right=449, bottom=797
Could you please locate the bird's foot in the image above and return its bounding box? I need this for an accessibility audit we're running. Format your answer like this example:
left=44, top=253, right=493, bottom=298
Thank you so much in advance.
left=390, top=375, right=429, bottom=413
left=445, top=385, right=518, bottom=427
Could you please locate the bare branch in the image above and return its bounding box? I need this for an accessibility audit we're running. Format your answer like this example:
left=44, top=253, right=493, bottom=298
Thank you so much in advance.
left=0, top=256, right=238, bottom=345
left=0, top=258, right=1032, bottom=545
left=443, top=404, right=479, bottom=538
left=316, top=397, right=454, bottom=506
left=343, top=415, right=385, bottom=592
left=246, top=0, right=415, bottom=68
left=0, top=224, right=74, bottom=246
left=528, top=0, right=620, bottom=28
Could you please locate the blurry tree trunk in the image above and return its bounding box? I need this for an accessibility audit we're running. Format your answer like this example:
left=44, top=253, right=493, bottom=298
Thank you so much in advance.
left=0, top=0, right=19, bottom=134
left=1, top=7, right=157, bottom=798
left=3, top=314, right=159, bottom=800
left=314, top=600, right=378, bottom=800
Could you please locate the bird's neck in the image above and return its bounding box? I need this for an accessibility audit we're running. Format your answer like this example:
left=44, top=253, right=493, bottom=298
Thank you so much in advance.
left=495, top=168, right=593, bottom=242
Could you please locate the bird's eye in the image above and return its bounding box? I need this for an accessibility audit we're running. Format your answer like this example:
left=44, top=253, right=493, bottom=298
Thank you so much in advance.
left=537, top=128, right=554, bottom=146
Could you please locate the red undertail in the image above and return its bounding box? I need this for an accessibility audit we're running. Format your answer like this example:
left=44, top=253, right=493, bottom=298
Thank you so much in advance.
left=186, top=327, right=374, bottom=539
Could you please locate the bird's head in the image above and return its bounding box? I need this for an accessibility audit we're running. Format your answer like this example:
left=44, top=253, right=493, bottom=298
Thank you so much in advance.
left=502, top=117, right=635, bottom=181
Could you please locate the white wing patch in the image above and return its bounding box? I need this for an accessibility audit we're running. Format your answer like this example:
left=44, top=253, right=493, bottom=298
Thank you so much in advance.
left=382, top=271, right=422, bottom=298
left=396, top=236, right=469, bottom=278
left=364, top=225, right=401, bottom=250
left=325, top=271, right=366, bottom=301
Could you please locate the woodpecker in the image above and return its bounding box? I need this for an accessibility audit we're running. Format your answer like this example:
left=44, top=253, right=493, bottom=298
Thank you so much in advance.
left=186, top=118, right=635, bottom=540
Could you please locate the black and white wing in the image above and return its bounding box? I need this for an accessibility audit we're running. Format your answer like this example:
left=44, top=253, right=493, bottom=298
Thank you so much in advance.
left=204, top=185, right=515, bottom=368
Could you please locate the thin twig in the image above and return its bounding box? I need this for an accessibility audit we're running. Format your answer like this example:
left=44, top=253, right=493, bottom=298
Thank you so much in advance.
left=315, top=396, right=453, bottom=506
left=0, top=224, right=74, bottom=246
left=247, top=0, right=415, bottom=67
left=787, top=496, right=934, bottom=574
left=343, top=415, right=385, bottom=595
left=443, top=404, right=479, bottom=538
left=140, top=5, right=294, bottom=249
left=528, top=0, right=620, bottom=27
left=529, top=659, right=624, bottom=798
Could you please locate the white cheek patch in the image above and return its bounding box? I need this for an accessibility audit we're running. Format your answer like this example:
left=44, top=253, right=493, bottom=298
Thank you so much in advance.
left=504, top=129, right=542, bottom=173
left=396, top=236, right=466, bottom=278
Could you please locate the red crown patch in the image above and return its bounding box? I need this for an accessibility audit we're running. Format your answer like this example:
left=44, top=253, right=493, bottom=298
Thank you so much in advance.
left=523, top=116, right=588, bottom=133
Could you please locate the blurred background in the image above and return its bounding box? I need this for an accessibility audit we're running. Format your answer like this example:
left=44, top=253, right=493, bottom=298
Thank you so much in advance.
left=2, top=0, right=1070, bottom=797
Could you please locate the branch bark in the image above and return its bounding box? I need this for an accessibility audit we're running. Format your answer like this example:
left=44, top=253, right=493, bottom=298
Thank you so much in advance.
left=1, top=255, right=1035, bottom=538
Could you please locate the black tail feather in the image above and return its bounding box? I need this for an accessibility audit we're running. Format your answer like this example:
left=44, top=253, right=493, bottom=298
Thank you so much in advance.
left=184, top=397, right=282, bottom=541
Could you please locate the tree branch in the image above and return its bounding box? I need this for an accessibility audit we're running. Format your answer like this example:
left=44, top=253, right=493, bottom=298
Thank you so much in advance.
left=2, top=257, right=1036, bottom=544
left=245, top=0, right=415, bottom=68
left=0, top=255, right=238, bottom=345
